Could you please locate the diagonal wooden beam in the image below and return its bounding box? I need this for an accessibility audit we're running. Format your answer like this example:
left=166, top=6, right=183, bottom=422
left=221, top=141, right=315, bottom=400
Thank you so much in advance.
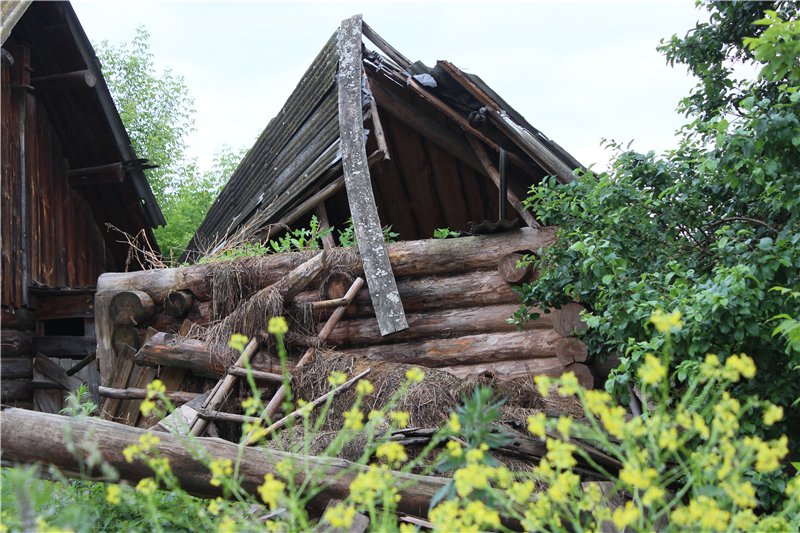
left=337, top=14, right=407, bottom=336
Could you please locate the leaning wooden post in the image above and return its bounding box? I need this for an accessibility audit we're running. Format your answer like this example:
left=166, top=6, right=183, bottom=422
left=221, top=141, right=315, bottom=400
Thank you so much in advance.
left=247, top=277, right=365, bottom=445
left=337, top=14, right=407, bottom=336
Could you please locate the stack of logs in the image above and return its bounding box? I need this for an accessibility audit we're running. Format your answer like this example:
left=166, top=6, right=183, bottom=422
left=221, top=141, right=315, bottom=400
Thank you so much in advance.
left=93, top=228, right=593, bottom=427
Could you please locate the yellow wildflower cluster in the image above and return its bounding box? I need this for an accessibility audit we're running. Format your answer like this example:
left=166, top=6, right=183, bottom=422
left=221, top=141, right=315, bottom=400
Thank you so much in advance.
left=135, top=477, right=157, bottom=496
left=209, top=458, right=233, bottom=487
left=430, top=499, right=501, bottom=532
left=123, top=433, right=161, bottom=463
left=375, top=441, right=408, bottom=467
left=257, top=473, right=285, bottom=510
left=638, top=353, right=667, bottom=385
left=390, top=410, right=411, bottom=429
left=405, top=366, right=425, bottom=383
left=140, top=379, right=166, bottom=417
left=349, top=465, right=399, bottom=506
left=650, top=308, right=682, bottom=333
left=267, top=316, right=289, bottom=336
left=327, top=370, right=347, bottom=387
left=324, top=502, right=357, bottom=529
left=227, top=333, right=249, bottom=352
left=105, top=484, right=121, bottom=505
left=356, top=379, right=374, bottom=395
left=343, top=406, right=364, bottom=431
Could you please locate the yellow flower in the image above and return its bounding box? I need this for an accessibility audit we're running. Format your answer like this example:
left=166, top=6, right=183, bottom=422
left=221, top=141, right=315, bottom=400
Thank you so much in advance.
left=405, top=367, right=425, bottom=383
left=763, top=403, right=784, bottom=426
left=241, top=396, right=257, bottom=413
left=548, top=471, right=579, bottom=503
left=207, top=498, right=222, bottom=516
left=453, top=463, right=491, bottom=497
left=642, top=486, right=664, bottom=505
left=349, top=465, right=396, bottom=505
left=399, top=523, right=416, bottom=533
left=448, top=412, right=462, bottom=433
left=123, top=444, right=139, bottom=463
left=724, top=480, right=757, bottom=509
left=145, top=379, right=166, bottom=398
left=267, top=316, right=288, bottom=336
left=136, top=477, right=157, bottom=496
left=508, top=480, right=535, bottom=504
left=463, top=500, right=501, bottom=528
left=533, top=375, right=552, bottom=397
left=693, top=413, right=710, bottom=439
left=327, top=371, right=347, bottom=387
left=149, top=457, right=171, bottom=477
left=638, top=353, right=667, bottom=386
left=584, top=390, right=612, bottom=415
left=619, top=465, right=658, bottom=490
left=557, top=372, right=580, bottom=396
left=356, top=379, right=374, bottom=395
left=650, top=309, right=682, bottom=333
left=138, top=433, right=161, bottom=450
left=275, top=459, right=293, bottom=479
left=658, top=427, right=679, bottom=452
left=139, top=399, right=157, bottom=417
left=209, top=459, right=233, bottom=487
left=257, top=473, right=285, bottom=509
left=755, top=435, right=789, bottom=473
left=600, top=405, right=627, bottom=438
left=218, top=517, right=236, bottom=533
left=733, top=510, right=758, bottom=530
left=612, top=501, right=639, bottom=530
left=390, top=410, right=411, bottom=428
left=227, top=333, right=249, bottom=352
left=106, top=484, right=121, bottom=505
left=325, top=502, right=357, bottom=529
left=723, top=353, right=756, bottom=381
left=446, top=440, right=463, bottom=458
left=556, top=416, right=572, bottom=438
left=368, top=409, right=385, bottom=421
left=343, top=407, right=364, bottom=431
left=546, top=439, right=577, bottom=470
left=376, top=441, right=408, bottom=467
left=527, top=412, right=547, bottom=438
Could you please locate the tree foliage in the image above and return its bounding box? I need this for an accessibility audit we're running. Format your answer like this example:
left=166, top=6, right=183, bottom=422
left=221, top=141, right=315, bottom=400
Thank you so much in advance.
left=518, top=1, right=800, bottom=478
left=96, top=28, right=243, bottom=261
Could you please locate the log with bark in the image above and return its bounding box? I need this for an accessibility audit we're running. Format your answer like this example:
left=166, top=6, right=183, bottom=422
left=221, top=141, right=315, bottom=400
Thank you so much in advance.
left=98, top=386, right=199, bottom=404
left=0, top=408, right=449, bottom=517
left=95, top=228, right=556, bottom=304
left=1, top=329, right=34, bottom=356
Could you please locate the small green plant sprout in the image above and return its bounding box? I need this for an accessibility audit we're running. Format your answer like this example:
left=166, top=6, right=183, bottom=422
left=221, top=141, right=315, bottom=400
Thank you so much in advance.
left=269, top=215, right=333, bottom=253
left=433, top=227, right=461, bottom=239
left=338, top=217, right=399, bottom=247
left=60, top=384, right=98, bottom=417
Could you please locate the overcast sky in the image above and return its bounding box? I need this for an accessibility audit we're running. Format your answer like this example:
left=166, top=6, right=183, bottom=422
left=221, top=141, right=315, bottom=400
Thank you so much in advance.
left=72, top=1, right=705, bottom=173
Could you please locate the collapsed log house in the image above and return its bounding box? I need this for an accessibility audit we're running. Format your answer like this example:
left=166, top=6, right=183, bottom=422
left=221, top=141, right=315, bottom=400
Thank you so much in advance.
left=92, top=15, right=594, bottom=430
left=0, top=1, right=164, bottom=412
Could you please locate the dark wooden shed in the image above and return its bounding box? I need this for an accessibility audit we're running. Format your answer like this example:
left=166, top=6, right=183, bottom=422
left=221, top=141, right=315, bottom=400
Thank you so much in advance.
left=1, top=1, right=164, bottom=412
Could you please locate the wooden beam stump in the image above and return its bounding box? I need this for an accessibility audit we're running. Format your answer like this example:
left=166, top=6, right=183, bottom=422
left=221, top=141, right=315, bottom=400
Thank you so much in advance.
left=164, top=290, right=194, bottom=318
left=109, top=290, right=155, bottom=326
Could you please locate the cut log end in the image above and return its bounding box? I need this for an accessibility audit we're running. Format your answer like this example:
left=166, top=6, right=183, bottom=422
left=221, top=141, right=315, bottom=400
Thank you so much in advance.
left=498, top=252, right=537, bottom=284
left=556, top=336, right=589, bottom=365
left=164, top=290, right=194, bottom=318
left=109, top=290, right=155, bottom=326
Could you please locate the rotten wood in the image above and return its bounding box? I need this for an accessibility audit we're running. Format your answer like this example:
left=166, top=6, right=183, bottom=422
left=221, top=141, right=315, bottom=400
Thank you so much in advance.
left=65, top=351, right=96, bottom=376
left=1, top=408, right=449, bottom=516
left=1, top=357, right=33, bottom=379
left=322, top=272, right=355, bottom=300
left=338, top=14, right=407, bottom=336
left=30, top=69, right=97, bottom=89
left=1, top=380, right=32, bottom=402
left=34, top=293, right=94, bottom=320
left=33, top=353, right=83, bottom=394
left=68, top=162, right=125, bottom=186
left=195, top=408, right=261, bottom=425
left=109, top=290, right=155, bottom=326
left=112, top=326, right=143, bottom=354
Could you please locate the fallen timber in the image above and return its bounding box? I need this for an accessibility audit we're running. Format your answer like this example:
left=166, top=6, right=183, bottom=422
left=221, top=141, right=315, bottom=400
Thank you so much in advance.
left=0, top=408, right=449, bottom=517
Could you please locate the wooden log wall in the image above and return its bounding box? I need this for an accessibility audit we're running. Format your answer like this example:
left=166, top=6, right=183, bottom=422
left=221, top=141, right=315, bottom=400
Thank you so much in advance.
left=94, top=228, right=593, bottom=425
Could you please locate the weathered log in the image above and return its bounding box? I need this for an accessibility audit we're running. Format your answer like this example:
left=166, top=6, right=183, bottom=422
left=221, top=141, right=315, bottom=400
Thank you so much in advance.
left=0, top=308, right=35, bottom=330
left=1, top=380, right=32, bottom=402
left=109, top=290, right=155, bottom=326
left=134, top=333, right=292, bottom=379
left=296, top=269, right=522, bottom=317
left=565, top=362, right=594, bottom=389
left=276, top=251, right=328, bottom=302
left=551, top=302, right=587, bottom=337
left=341, top=329, right=565, bottom=367
left=96, top=228, right=556, bottom=305
left=98, top=386, right=199, bottom=404
left=322, top=304, right=551, bottom=347
left=555, top=337, right=589, bottom=365
left=322, top=272, right=355, bottom=300
left=498, top=252, right=538, bottom=284
left=112, top=326, right=143, bottom=354
left=1, top=357, right=33, bottom=379
left=1, top=329, right=34, bottom=356
left=0, top=408, right=448, bottom=516
left=164, top=290, right=194, bottom=318
left=227, top=366, right=283, bottom=385
left=65, top=352, right=97, bottom=376
left=33, top=336, right=95, bottom=357
left=439, top=357, right=566, bottom=381
left=150, top=301, right=212, bottom=332
left=34, top=293, right=94, bottom=320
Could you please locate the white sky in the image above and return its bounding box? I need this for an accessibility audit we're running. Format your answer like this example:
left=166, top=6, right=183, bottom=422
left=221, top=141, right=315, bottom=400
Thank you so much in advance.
left=72, top=1, right=705, bottom=173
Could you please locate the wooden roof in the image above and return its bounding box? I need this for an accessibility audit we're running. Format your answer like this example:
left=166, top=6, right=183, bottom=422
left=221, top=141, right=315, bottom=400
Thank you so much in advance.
left=186, top=17, right=583, bottom=257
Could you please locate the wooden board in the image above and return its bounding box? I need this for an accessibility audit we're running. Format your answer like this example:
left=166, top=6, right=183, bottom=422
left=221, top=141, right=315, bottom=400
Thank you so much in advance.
left=337, top=14, right=407, bottom=336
